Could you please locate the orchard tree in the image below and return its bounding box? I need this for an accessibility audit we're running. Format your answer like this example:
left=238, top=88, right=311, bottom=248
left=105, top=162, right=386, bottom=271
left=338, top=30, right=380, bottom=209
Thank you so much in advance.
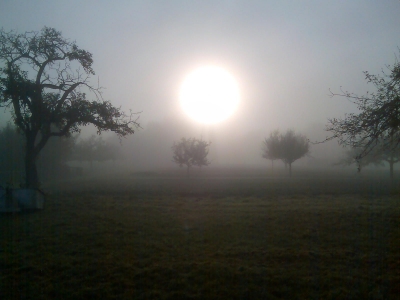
left=172, top=137, right=211, bottom=176
left=324, top=52, right=400, bottom=165
left=381, top=147, right=400, bottom=179
left=72, top=135, right=98, bottom=169
left=0, top=124, right=24, bottom=183
left=0, top=27, right=140, bottom=188
left=262, top=129, right=310, bottom=176
left=73, top=135, right=120, bottom=169
left=262, top=130, right=280, bottom=171
left=279, top=130, right=310, bottom=176
left=191, top=139, right=211, bottom=168
left=0, top=124, right=76, bottom=184
left=335, top=146, right=384, bottom=173
left=336, top=142, right=400, bottom=178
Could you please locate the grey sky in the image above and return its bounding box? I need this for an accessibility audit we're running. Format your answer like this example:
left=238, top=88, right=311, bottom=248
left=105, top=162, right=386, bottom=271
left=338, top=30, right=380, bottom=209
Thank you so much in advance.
left=1, top=0, right=400, bottom=143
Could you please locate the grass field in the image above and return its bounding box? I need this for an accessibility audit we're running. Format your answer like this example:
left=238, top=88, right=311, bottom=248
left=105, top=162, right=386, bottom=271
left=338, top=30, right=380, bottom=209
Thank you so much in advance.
left=1, top=168, right=400, bottom=299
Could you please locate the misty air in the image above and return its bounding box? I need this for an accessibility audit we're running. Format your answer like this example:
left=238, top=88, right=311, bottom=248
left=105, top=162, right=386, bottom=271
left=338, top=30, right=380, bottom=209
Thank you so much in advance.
left=0, top=1, right=399, bottom=299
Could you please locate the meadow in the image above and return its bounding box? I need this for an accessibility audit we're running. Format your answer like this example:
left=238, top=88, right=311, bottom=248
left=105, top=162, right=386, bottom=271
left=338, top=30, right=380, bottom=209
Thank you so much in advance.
left=1, top=167, right=399, bottom=299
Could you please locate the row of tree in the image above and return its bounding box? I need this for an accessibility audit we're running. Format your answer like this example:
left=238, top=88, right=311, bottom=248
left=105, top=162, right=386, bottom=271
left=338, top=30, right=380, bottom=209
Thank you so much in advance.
left=0, top=124, right=120, bottom=185
left=173, top=127, right=400, bottom=178
left=171, top=131, right=310, bottom=177
left=0, top=27, right=139, bottom=188
left=1, top=27, right=399, bottom=186
left=337, top=144, right=400, bottom=178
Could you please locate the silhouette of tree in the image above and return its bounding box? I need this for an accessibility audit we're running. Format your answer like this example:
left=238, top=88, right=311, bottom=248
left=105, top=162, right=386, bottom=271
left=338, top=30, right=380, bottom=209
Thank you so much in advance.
left=335, top=146, right=384, bottom=173
left=191, top=139, right=211, bottom=168
left=0, top=27, right=139, bottom=188
left=0, top=124, right=76, bottom=184
left=324, top=53, right=400, bottom=165
left=172, top=137, right=211, bottom=176
left=381, top=147, right=400, bottom=179
left=262, top=130, right=309, bottom=176
left=262, top=130, right=280, bottom=171
left=336, top=141, right=400, bottom=178
left=37, top=130, right=76, bottom=181
left=0, top=124, right=24, bottom=183
left=72, top=135, right=98, bottom=170
left=72, top=135, right=120, bottom=170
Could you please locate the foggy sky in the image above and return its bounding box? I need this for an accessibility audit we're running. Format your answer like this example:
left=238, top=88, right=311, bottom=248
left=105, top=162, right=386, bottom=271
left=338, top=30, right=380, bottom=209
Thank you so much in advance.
left=1, top=1, right=400, bottom=168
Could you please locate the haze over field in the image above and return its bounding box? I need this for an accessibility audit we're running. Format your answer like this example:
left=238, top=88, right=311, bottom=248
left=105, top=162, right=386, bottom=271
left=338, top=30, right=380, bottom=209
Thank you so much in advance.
left=1, top=4, right=400, bottom=297
left=1, top=1, right=400, bottom=170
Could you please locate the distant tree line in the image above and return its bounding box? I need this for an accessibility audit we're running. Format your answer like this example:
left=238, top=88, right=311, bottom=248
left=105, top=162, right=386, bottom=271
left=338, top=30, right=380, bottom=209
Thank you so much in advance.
left=336, top=144, right=400, bottom=178
left=72, top=135, right=120, bottom=170
left=0, top=124, right=120, bottom=186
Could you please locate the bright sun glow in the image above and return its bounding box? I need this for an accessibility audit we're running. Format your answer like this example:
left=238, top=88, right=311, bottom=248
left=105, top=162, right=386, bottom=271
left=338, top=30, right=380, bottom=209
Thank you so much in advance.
left=179, top=66, right=240, bottom=124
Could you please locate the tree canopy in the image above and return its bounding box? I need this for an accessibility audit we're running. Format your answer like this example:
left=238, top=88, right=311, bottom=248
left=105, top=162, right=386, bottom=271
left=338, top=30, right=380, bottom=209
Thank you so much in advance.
left=0, top=27, right=140, bottom=187
left=262, top=129, right=310, bottom=176
left=324, top=53, right=400, bottom=163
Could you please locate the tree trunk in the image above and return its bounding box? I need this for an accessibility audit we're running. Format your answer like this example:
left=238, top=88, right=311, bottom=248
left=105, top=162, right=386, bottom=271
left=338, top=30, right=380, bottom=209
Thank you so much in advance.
left=25, top=143, right=39, bottom=188
left=289, top=163, right=292, bottom=177
left=186, top=166, right=190, bottom=177
left=389, top=160, right=394, bottom=180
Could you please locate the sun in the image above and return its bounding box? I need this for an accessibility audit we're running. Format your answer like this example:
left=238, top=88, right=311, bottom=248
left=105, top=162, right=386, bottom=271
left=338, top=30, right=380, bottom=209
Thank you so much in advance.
left=179, top=66, right=240, bottom=124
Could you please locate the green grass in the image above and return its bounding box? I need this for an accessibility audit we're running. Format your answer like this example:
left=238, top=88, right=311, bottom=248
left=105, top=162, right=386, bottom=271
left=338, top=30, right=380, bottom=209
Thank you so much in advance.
left=1, top=171, right=400, bottom=299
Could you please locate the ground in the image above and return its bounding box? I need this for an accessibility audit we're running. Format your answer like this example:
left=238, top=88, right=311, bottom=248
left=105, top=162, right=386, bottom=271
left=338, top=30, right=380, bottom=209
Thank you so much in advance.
left=1, top=168, right=399, bottom=299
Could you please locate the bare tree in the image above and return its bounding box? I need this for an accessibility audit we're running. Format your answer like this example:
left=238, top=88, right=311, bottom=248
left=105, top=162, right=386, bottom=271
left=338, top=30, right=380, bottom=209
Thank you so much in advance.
left=0, top=27, right=140, bottom=188
left=324, top=52, right=400, bottom=165
left=172, top=137, right=211, bottom=176
left=262, top=130, right=310, bottom=176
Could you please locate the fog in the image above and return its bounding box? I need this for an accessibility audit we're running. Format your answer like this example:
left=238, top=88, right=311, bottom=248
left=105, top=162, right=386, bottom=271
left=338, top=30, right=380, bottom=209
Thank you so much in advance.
left=1, top=1, right=400, bottom=174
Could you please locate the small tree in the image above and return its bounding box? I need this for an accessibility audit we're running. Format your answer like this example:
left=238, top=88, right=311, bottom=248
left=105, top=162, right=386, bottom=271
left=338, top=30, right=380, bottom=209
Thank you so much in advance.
left=96, top=139, right=120, bottom=164
left=0, top=124, right=76, bottom=184
left=262, top=130, right=280, bottom=171
left=336, top=143, right=400, bottom=178
left=335, top=146, right=384, bottom=172
left=0, top=27, right=139, bottom=188
left=72, top=135, right=120, bottom=169
left=381, top=147, right=400, bottom=179
left=262, top=130, right=310, bottom=176
left=192, top=139, right=211, bottom=168
left=324, top=52, right=400, bottom=164
left=72, top=135, right=98, bottom=170
left=172, top=137, right=211, bottom=176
